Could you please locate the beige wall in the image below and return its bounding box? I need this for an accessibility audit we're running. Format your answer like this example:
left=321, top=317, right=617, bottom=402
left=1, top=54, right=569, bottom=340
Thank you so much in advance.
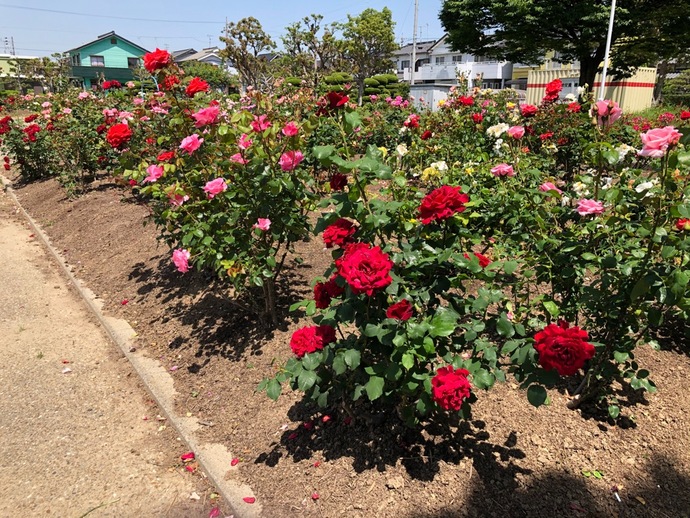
left=526, top=67, right=657, bottom=112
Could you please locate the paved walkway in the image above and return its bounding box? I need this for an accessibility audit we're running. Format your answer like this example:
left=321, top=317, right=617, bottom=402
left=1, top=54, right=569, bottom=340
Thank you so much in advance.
left=0, top=190, right=212, bottom=517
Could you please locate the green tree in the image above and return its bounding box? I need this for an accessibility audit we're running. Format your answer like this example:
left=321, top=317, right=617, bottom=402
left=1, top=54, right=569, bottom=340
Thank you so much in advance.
left=340, top=7, right=398, bottom=104
left=280, top=14, right=345, bottom=90
left=179, top=59, right=238, bottom=92
left=219, top=17, right=275, bottom=93
left=439, top=0, right=690, bottom=92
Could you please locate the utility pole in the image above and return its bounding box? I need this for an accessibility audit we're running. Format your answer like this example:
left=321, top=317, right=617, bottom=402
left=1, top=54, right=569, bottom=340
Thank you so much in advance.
left=410, top=0, right=419, bottom=85
left=598, top=0, right=616, bottom=100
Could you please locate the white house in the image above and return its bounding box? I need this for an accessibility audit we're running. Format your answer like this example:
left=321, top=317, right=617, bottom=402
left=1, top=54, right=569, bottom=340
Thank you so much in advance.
left=396, top=35, right=513, bottom=89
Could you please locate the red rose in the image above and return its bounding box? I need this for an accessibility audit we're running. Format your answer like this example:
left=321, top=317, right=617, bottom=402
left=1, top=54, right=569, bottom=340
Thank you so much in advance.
left=539, top=132, right=554, bottom=141
left=542, top=78, right=562, bottom=103
left=419, top=185, right=470, bottom=225
left=463, top=252, right=490, bottom=268
left=186, top=77, right=210, bottom=97
left=567, top=102, right=581, bottom=113
left=3, top=156, right=9, bottom=163
left=314, top=275, right=345, bottom=309
left=431, top=366, right=471, bottom=411
left=290, top=325, right=337, bottom=358
left=3, top=163, right=9, bottom=171
left=106, top=123, right=132, bottom=148
left=386, top=299, right=413, bottom=321
left=680, top=111, right=690, bottom=121
left=404, top=114, right=420, bottom=128
left=676, top=218, right=690, bottom=231
left=520, top=104, right=538, bottom=117
left=162, top=75, right=180, bottom=91
left=157, top=150, right=175, bottom=162
left=336, top=242, right=394, bottom=296
left=329, top=173, right=347, bottom=191
left=326, top=91, right=349, bottom=109
left=534, top=320, right=596, bottom=376
left=471, top=112, right=483, bottom=124
left=458, top=95, right=474, bottom=106
left=420, top=129, right=432, bottom=140
left=24, top=114, right=39, bottom=123
left=143, top=48, right=171, bottom=73
left=323, top=218, right=356, bottom=249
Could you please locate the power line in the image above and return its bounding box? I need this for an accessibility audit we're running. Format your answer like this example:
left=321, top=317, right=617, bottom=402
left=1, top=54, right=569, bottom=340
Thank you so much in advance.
left=0, top=3, right=220, bottom=24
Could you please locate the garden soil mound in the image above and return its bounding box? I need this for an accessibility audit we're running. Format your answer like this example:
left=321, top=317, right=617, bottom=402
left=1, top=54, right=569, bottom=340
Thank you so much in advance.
left=11, top=175, right=690, bottom=518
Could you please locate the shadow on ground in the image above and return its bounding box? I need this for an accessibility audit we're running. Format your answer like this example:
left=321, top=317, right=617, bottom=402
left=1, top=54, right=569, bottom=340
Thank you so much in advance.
left=255, top=401, right=690, bottom=518
left=128, top=254, right=310, bottom=370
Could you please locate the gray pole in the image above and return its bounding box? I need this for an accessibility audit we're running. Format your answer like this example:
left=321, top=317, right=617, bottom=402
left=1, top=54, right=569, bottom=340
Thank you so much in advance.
left=598, top=0, right=616, bottom=100
left=410, top=0, right=419, bottom=85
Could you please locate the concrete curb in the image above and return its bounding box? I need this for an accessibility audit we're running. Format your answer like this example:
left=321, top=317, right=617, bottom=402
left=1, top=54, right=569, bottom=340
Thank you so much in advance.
left=2, top=176, right=262, bottom=518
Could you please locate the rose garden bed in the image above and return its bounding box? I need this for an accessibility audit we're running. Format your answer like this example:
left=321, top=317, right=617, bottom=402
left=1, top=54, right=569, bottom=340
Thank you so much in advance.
left=2, top=47, right=690, bottom=516
left=9, top=172, right=690, bottom=518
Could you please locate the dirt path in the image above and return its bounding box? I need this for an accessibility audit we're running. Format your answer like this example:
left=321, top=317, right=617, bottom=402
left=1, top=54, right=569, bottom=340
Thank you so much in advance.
left=0, top=190, right=218, bottom=517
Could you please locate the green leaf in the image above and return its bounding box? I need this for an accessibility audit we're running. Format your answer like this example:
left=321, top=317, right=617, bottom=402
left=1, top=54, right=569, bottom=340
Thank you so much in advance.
left=527, top=384, right=547, bottom=407
left=365, top=375, right=385, bottom=401
left=302, top=351, right=321, bottom=370
left=613, top=351, right=629, bottom=363
left=313, top=145, right=335, bottom=160
left=472, top=369, right=495, bottom=389
left=430, top=307, right=459, bottom=337
left=496, top=315, right=515, bottom=338
left=343, top=349, right=361, bottom=369
left=630, top=275, right=652, bottom=302
left=332, top=354, right=347, bottom=375
left=608, top=404, right=620, bottom=419
left=503, top=261, right=519, bottom=275
left=543, top=301, right=560, bottom=318
left=401, top=352, right=414, bottom=370
left=297, top=370, right=317, bottom=391
left=266, top=379, right=282, bottom=401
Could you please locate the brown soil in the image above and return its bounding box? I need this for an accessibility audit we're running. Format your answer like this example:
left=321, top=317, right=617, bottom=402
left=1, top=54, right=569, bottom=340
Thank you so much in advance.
left=10, top=174, right=690, bottom=518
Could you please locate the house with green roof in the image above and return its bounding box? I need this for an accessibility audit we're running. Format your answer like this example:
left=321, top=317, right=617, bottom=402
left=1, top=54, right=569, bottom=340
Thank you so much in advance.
left=67, top=31, right=148, bottom=89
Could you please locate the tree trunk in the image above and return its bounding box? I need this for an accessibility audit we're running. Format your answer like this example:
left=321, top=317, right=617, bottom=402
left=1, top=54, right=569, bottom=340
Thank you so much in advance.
left=357, top=79, right=364, bottom=106
left=578, top=46, right=607, bottom=98
left=653, top=60, right=669, bottom=103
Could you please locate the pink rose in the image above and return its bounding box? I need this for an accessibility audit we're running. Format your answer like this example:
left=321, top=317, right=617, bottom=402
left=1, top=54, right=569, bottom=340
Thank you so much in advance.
left=539, top=182, right=563, bottom=194
left=169, top=193, right=189, bottom=207
left=230, top=153, right=247, bottom=164
left=253, top=218, right=271, bottom=231
left=179, top=134, right=204, bottom=154
left=251, top=114, right=271, bottom=132
left=143, top=164, right=164, bottom=183
left=593, top=100, right=622, bottom=126
left=281, top=121, right=299, bottom=137
left=278, top=150, right=304, bottom=171
left=576, top=199, right=605, bottom=216
left=238, top=133, right=252, bottom=150
left=490, top=163, right=515, bottom=177
left=172, top=249, right=191, bottom=273
left=203, top=178, right=227, bottom=199
left=191, top=106, right=219, bottom=128
left=507, top=125, right=525, bottom=139
left=638, top=126, right=682, bottom=158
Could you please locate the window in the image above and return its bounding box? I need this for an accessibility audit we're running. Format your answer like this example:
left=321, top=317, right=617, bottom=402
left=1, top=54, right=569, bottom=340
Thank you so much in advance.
left=127, top=57, right=140, bottom=68
left=435, top=56, right=445, bottom=65
left=90, top=55, right=105, bottom=67
left=400, top=60, right=410, bottom=70
left=71, top=53, right=80, bottom=66
left=452, top=55, right=462, bottom=63
left=110, top=38, right=117, bottom=44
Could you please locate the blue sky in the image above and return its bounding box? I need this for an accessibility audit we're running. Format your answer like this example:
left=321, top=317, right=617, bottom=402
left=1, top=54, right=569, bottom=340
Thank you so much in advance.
left=0, top=1, right=445, bottom=57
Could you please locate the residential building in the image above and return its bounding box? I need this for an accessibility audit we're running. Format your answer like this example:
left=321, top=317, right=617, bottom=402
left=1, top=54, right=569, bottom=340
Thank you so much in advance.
left=173, top=46, right=237, bottom=76
left=67, top=31, right=148, bottom=89
left=397, top=35, right=513, bottom=89
left=0, top=53, right=42, bottom=93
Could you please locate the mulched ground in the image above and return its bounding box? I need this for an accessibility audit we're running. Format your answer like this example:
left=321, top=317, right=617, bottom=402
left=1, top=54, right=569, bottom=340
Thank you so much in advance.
left=10, top=173, right=690, bottom=518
